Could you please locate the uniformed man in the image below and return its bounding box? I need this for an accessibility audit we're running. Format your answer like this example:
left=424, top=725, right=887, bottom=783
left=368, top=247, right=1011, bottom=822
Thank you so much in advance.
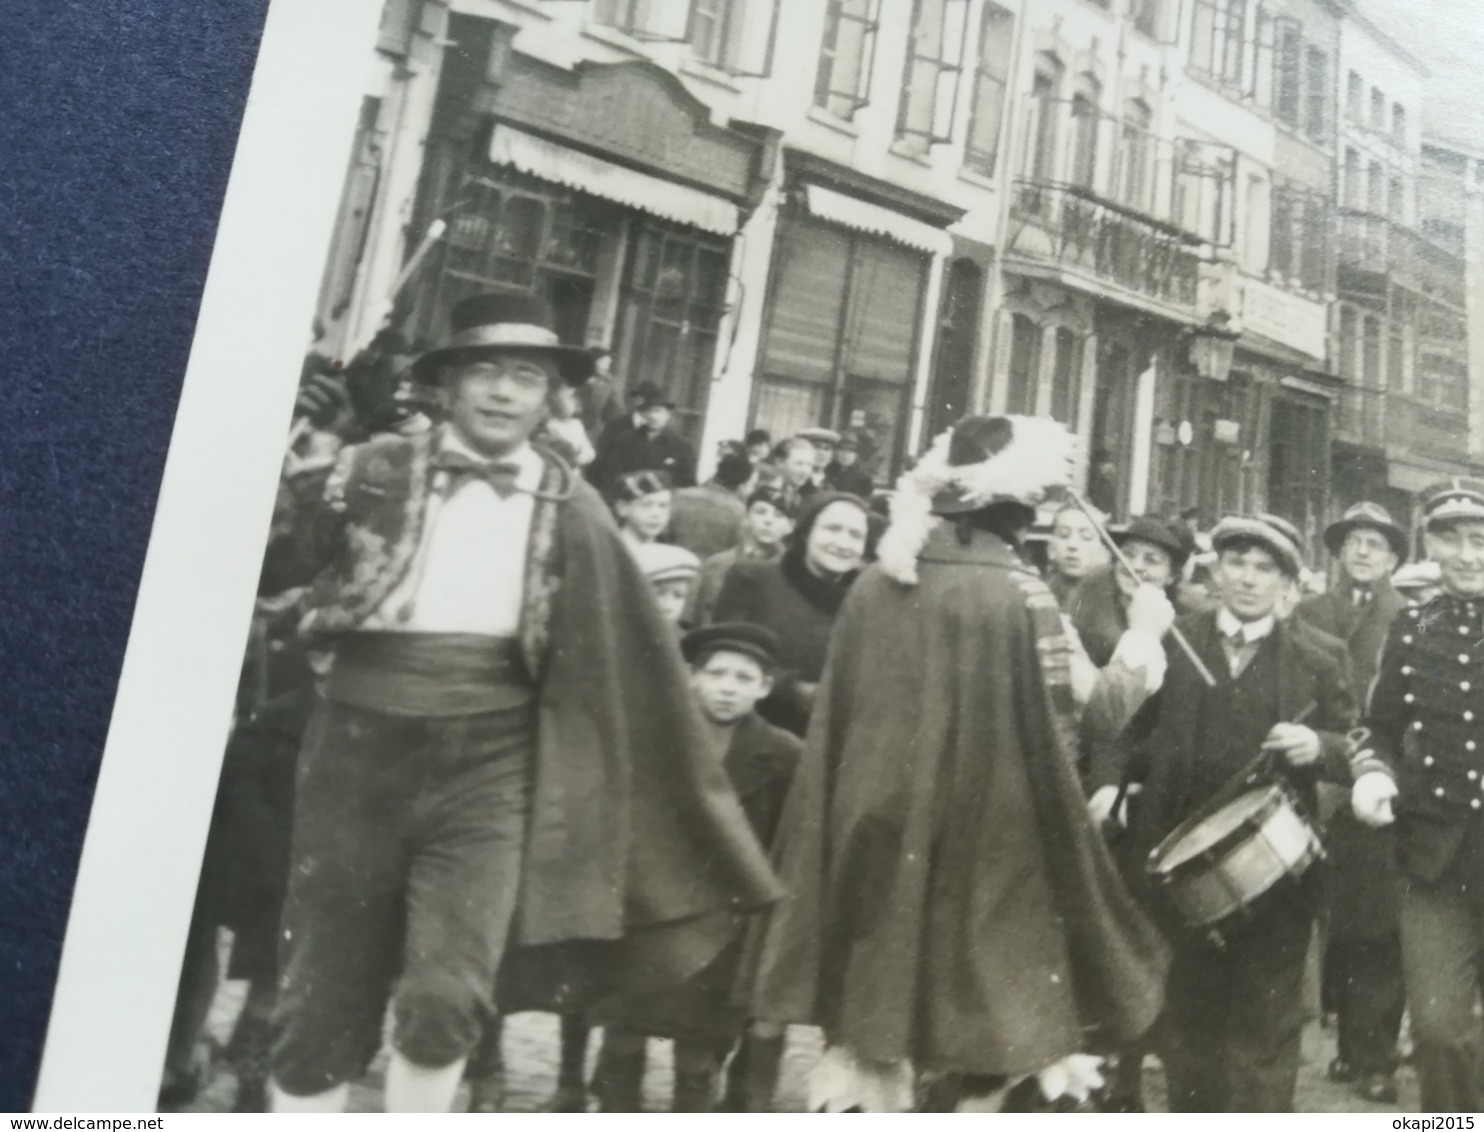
left=1296, top=501, right=1409, bottom=1103
left=1352, top=477, right=1484, bottom=1111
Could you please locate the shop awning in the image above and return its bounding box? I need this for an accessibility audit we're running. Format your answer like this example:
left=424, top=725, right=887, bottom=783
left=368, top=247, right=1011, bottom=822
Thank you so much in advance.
left=489, top=125, right=740, bottom=236
left=804, top=184, right=953, bottom=257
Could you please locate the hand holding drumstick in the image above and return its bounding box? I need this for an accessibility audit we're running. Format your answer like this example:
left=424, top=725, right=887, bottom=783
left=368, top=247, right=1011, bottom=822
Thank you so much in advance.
left=1262, top=700, right=1320, bottom=769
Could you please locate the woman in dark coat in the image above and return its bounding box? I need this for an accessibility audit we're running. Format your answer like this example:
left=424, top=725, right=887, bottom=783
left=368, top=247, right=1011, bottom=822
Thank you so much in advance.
left=711, top=492, right=877, bottom=736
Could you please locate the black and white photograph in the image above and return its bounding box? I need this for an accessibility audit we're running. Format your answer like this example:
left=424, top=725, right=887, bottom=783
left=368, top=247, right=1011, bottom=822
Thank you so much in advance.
left=29, top=0, right=1484, bottom=1115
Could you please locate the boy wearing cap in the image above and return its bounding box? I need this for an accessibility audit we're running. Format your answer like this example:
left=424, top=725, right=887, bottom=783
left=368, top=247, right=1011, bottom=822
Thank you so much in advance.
left=631, top=542, right=702, bottom=629
left=262, top=293, right=777, bottom=1113
left=612, top=469, right=674, bottom=549
left=1123, top=515, right=1355, bottom=1111
left=592, top=624, right=802, bottom=1112
left=690, top=488, right=796, bottom=627
left=1296, top=502, right=1409, bottom=1102
left=1351, top=477, right=1484, bottom=1111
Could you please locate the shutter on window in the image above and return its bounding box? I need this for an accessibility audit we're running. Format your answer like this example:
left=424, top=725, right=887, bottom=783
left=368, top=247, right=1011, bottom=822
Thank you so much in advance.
left=761, top=221, right=851, bottom=384
left=842, top=241, right=926, bottom=383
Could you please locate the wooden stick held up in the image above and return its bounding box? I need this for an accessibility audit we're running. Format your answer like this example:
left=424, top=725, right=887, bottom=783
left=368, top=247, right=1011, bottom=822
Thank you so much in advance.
left=1064, top=490, right=1219, bottom=689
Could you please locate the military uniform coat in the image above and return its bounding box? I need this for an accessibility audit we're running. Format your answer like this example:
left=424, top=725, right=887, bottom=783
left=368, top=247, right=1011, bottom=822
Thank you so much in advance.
left=1297, top=581, right=1407, bottom=941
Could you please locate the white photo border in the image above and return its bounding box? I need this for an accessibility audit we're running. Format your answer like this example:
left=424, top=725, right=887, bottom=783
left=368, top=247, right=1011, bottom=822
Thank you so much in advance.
left=32, top=0, right=383, bottom=1112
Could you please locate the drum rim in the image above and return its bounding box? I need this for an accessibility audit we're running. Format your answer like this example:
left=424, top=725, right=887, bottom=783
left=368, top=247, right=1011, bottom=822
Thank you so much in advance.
left=1147, top=784, right=1288, bottom=877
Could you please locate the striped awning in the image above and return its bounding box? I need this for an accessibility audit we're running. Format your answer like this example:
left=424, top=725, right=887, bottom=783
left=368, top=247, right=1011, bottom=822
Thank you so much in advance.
left=804, top=183, right=953, bottom=257
left=489, top=125, right=740, bottom=236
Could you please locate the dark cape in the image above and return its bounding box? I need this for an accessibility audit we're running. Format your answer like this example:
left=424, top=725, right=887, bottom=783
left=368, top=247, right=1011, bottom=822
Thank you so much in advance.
left=748, top=524, right=1169, bottom=1076
left=266, top=430, right=782, bottom=1009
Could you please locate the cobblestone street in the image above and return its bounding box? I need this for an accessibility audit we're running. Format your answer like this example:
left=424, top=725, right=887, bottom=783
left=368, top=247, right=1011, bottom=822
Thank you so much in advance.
left=176, top=974, right=1421, bottom=1114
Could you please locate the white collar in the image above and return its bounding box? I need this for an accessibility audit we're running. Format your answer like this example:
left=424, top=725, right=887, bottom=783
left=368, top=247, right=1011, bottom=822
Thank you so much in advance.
left=1217, top=606, right=1275, bottom=644
left=438, top=426, right=543, bottom=490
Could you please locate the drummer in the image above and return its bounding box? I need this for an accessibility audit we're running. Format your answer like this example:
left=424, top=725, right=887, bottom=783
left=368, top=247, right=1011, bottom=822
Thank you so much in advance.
left=1124, top=514, right=1355, bottom=1112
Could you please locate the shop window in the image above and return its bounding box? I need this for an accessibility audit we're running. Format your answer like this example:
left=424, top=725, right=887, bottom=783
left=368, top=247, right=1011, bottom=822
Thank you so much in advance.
left=1004, top=314, right=1041, bottom=416
left=895, top=0, right=969, bottom=156
left=615, top=221, right=732, bottom=440
left=1268, top=396, right=1329, bottom=541
left=964, top=1, right=1013, bottom=176
left=1069, top=75, right=1103, bottom=191
left=815, top=0, right=881, bottom=120
left=757, top=219, right=927, bottom=477
left=1049, top=327, right=1083, bottom=427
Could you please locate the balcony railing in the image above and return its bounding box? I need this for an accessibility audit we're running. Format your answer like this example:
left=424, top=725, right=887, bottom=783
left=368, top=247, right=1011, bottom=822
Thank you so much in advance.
left=1008, top=181, right=1204, bottom=310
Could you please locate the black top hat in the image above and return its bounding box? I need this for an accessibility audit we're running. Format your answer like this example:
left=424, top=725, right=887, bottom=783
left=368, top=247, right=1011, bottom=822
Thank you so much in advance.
left=681, top=622, right=781, bottom=671
left=1420, top=477, right=1484, bottom=530
left=629, top=381, right=677, bottom=410
left=412, top=292, right=595, bottom=386
left=613, top=468, right=674, bottom=502
left=1116, top=514, right=1197, bottom=573
left=1323, top=501, right=1409, bottom=561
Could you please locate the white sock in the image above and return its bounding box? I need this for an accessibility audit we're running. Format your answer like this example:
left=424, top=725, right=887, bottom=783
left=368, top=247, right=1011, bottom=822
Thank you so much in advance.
left=269, top=1081, right=349, bottom=1113
left=384, top=1051, right=467, bottom=1113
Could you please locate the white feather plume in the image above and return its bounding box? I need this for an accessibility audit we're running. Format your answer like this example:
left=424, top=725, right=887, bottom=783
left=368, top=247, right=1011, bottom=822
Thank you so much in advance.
left=877, top=416, right=1078, bottom=586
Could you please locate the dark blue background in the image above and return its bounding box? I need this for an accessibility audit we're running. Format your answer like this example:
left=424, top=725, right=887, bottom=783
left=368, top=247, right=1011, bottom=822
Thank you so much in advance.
left=0, top=1, right=269, bottom=1108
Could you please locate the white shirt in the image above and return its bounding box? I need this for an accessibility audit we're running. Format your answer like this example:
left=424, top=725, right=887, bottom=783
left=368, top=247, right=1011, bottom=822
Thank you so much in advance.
left=367, top=429, right=543, bottom=636
left=1216, top=607, right=1275, bottom=678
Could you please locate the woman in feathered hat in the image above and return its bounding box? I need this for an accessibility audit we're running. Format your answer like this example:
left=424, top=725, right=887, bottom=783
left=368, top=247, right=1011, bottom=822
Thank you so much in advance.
left=747, top=415, right=1169, bottom=1112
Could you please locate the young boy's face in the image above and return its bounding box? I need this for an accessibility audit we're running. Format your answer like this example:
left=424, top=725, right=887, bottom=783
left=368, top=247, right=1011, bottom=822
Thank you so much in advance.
left=747, top=500, right=793, bottom=548
left=690, top=648, right=774, bottom=725
left=618, top=490, right=672, bottom=541
left=650, top=578, right=692, bottom=625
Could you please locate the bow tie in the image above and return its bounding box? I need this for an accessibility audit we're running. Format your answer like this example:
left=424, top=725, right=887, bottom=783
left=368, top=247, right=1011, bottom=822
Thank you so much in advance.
left=434, top=452, right=523, bottom=498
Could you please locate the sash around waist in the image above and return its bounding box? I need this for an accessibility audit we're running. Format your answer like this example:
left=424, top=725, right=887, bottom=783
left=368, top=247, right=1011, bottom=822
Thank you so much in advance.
left=324, top=631, right=534, bottom=717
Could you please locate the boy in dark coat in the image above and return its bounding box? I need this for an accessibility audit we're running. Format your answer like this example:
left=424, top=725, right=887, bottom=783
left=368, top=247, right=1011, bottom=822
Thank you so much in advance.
left=1124, top=514, right=1355, bottom=1112
left=593, top=623, right=803, bottom=1112
left=1296, top=501, right=1409, bottom=1102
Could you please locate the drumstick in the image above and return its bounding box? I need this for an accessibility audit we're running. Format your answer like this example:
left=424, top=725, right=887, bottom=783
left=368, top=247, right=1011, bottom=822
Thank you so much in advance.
left=1065, top=491, right=1219, bottom=688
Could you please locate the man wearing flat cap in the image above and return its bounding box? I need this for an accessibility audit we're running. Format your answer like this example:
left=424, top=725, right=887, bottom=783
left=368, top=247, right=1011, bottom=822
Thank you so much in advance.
left=1295, top=502, right=1409, bottom=1102
left=260, top=292, right=778, bottom=1112
left=1352, top=477, right=1484, bottom=1111
left=1123, top=513, right=1354, bottom=1111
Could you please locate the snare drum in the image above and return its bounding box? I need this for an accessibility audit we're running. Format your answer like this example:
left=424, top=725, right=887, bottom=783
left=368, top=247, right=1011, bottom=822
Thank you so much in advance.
left=1147, top=783, right=1324, bottom=927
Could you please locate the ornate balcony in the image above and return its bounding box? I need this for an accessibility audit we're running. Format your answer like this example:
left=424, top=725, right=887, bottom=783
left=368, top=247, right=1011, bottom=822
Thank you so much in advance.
left=1007, top=180, right=1204, bottom=313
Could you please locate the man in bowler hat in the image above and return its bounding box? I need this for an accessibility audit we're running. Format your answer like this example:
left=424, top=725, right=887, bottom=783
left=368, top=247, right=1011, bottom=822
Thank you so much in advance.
left=261, top=292, right=778, bottom=1112
left=587, top=380, right=698, bottom=497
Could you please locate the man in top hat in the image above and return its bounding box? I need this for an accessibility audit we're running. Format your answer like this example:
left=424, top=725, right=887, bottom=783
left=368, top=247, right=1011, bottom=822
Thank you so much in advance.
left=261, top=292, right=778, bottom=1112
left=1120, top=513, right=1354, bottom=1111
left=750, top=415, right=1168, bottom=1112
left=587, top=380, right=698, bottom=498
left=1351, top=477, right=1484, bottom=1112
left=1295, top=502, right=1409, bottom=1102
left=823, top=431, right=873, bottom=498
